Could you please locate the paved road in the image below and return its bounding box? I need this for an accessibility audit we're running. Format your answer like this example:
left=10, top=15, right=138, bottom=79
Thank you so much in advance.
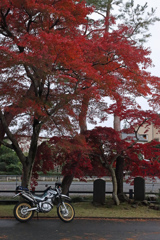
left=0, top=219, right=160, bottom=240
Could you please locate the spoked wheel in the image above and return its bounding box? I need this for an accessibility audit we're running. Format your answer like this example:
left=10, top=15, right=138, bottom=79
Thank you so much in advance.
left=13, top=202, right=34, bottom=223
left=57, top=201, right=75, bottom=223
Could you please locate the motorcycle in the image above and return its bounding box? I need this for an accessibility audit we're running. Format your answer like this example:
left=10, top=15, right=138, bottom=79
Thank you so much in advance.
left=13, top=183, right=75, bottom=223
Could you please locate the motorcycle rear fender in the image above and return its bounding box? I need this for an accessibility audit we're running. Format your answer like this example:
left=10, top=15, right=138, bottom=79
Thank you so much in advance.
left=13, top=192, right=21, bottom=198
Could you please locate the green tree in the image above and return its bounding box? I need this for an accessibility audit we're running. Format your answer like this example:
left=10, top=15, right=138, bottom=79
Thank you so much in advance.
left=0, top=145, right=22, bottom=175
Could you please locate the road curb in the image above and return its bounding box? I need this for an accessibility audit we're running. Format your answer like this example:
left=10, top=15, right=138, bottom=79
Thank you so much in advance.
left=0, top=216, right=160, bottom=220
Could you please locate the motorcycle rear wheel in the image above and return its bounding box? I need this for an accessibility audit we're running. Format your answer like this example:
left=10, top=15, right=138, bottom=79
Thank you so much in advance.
left=57, top=201, right=75, bottom=222
left=13, top=202, right=34, bottom=223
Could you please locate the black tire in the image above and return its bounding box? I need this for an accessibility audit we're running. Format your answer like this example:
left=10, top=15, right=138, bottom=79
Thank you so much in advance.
left=13, top=202, right=34, bottom=223
left=57, top=201, right=75, bottom=222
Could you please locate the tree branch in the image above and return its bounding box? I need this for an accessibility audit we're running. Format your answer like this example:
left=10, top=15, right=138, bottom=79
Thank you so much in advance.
left=134, top=118, right=148, bottom=140
left=49, top=18, right=60, bottom=30
left=0, top=140, right=14, bottom=150
left=0, top=110, right=26, bottom=164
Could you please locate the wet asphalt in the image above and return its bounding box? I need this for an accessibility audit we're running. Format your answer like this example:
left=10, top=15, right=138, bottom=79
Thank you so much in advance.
left=0, top=218, right=160, bottom=240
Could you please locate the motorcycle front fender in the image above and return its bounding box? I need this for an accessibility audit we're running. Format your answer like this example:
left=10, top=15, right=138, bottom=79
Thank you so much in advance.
left=60, top=194, right=71, bottom=201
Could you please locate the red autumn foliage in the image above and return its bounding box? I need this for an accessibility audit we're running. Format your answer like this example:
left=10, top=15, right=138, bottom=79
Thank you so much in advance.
left=32, top=134, right=93, bottom=186
left=33, top=126, right=160, bottom=187
left=125, top=141, right=160, bottom=180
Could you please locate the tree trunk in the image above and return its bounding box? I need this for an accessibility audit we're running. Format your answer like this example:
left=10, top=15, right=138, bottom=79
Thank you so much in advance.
left=114, top=114, right=124, bottom=199
left=79, top=94, right=89, bottom=134
left=105, top=0, right=112, bottom=32
left=114, top=114, right=121, bottom=132
left=115, top=156, right=124, bottom=196
left=109, top=165, right=120, bottom=205
left=22, top=161, right=33, bottom=188
left=61, top=94, right=90, bottom=194
left=0, top=109, right=41, bottom=189
left=61, top=175, right=74, bottom=195
left=23, top=118, right=41, bottom=188
left=0, top=83, right=37, bottom=187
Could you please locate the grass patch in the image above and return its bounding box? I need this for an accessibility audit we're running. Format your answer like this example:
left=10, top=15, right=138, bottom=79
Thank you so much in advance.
left=0, top=196, right=160, bottom=219
left=74, top=201, right=160, bottom=218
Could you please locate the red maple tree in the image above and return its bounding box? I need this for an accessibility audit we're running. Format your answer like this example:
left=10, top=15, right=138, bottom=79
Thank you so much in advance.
left=0, top=0, right=94, bottom=187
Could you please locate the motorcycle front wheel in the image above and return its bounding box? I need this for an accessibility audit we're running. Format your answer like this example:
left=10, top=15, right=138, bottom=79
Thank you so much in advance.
left=57, top=201, right=75, bottom=222
left=13, top=202, right=34, bottom=223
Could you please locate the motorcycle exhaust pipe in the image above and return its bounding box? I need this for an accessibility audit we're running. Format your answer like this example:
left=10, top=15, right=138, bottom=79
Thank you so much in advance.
left=22, top=193, right=35, bottom=202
